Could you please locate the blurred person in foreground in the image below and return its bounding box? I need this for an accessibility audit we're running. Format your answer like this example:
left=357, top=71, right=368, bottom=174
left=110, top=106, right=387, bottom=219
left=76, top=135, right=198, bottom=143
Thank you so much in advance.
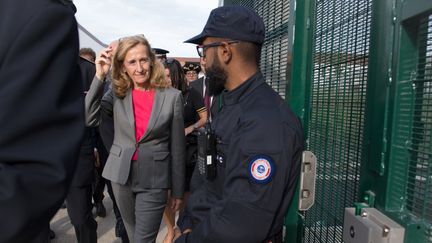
left=174, top=6, right=304, bottom=243
left=0, top=0, right=84, bottom=242
left=85, top=35, right=185, bottom=242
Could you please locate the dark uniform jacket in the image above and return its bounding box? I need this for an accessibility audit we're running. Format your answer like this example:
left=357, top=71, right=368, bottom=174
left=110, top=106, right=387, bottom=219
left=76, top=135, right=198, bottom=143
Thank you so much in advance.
left=98, top=74, right=115, bottom=151
left=190, top=77, right=221, bottom=119
left=177, top=72, right=303, bottom=243
left=70, top=57, right=97, bottom=187
left=0, top=0, right=84, bottom=242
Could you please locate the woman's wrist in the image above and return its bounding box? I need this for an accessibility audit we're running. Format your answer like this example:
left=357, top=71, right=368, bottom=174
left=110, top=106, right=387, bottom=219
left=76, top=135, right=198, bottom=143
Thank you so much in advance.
left=95, top=73, right=106, bottom=81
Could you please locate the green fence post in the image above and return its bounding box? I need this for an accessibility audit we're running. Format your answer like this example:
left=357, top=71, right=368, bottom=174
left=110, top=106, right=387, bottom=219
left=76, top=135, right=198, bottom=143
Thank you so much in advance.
left=358, top=0, right=395, bottom=208
left=384, top=1, right=432, bottom=241
left=284, top=0, right=315, bottom=242
left=302, top=0, right=373, bottom=241
left=361, top=0, right=432, bottom=241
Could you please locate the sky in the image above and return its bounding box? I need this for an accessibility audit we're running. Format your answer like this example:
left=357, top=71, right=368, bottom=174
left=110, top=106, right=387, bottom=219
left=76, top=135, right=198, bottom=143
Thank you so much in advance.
left=74, top=0, right=220, bottom=57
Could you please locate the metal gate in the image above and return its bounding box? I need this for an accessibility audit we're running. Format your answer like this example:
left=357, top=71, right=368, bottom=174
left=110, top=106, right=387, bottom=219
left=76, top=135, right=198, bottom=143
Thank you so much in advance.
left=388, top=13, right=432, bottom=242
left=302, top=0, right=372, bottom=242
left=378, top=2, right=432, bottom=241
left=223, top=0, right=290, bottom=98
left=221, top=0, right=431, bottom=242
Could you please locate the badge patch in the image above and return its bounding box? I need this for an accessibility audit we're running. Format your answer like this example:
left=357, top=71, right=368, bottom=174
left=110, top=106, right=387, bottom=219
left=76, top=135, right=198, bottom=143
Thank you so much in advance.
left=248, top=156, right=274, bottom=184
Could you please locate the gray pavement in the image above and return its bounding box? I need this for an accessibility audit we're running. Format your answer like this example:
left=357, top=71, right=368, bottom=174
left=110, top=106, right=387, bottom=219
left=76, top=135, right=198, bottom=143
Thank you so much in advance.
left=50, top=193, right=170, bottom=243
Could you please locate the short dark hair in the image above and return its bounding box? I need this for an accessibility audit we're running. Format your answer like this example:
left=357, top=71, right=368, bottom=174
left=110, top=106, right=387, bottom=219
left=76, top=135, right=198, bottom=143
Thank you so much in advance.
left=79, top=48, right=96, bottom=62
left=209, top=37, right=261, bottom=66
left=236, top=42, right=261, bottom=66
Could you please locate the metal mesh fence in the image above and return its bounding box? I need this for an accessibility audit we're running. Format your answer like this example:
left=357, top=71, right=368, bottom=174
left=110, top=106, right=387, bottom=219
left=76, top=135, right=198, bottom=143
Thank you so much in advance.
left=302, top=0, right=372, bottom=242
left=389, top=14, right=432, bottom=242
left=223, top=0, right=432, bottom=242
left=224, top=0, right=290, bottom=98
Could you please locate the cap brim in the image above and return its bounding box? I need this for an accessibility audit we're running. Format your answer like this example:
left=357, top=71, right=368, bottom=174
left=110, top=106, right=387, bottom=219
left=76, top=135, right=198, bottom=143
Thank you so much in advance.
left=153, top=48, right=169, bottom=54
left=184, top=31, right=207, bottom=44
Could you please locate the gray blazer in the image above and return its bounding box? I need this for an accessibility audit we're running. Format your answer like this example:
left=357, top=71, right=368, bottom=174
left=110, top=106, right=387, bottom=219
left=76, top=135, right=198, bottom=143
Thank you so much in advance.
left=85, top=77, right=185, bottom=198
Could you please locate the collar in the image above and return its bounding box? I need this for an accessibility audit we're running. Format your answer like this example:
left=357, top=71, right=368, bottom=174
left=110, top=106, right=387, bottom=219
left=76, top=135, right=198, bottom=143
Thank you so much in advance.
left=222, top=72, right=264, bottom=106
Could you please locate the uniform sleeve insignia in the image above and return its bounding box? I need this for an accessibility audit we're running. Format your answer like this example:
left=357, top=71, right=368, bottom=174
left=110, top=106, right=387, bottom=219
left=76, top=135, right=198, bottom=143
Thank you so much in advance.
left=248, top=155, right=274, bottom=184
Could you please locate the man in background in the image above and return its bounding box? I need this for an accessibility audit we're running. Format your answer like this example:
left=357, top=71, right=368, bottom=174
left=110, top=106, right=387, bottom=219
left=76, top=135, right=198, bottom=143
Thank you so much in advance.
left=153, top=47, right=169, bottom=62
left=80, top=48, right=96, bottom=63
left=183, top=62, right=201, bottom=84
left=0, top=0, right=84, bottom=242
left=64, top=56, right=98, bottom=243
left=78, top=47, right=108, bottom=220
left=190, top=57, right=221, bottom=121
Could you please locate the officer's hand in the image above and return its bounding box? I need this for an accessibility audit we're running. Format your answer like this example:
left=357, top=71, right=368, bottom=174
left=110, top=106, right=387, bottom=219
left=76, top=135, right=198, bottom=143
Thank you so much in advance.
left=170, top=198, right=183, bottom=211
left=173, top=227, right=182, bottom=240
left=185, top=126, right=194, bottom=136
left=173, top=228, right=191, bottom=241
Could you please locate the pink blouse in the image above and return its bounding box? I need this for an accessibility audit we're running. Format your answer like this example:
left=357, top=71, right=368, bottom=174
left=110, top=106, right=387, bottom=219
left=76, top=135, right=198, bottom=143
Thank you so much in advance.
left=132, top=89, right=155, bottom=161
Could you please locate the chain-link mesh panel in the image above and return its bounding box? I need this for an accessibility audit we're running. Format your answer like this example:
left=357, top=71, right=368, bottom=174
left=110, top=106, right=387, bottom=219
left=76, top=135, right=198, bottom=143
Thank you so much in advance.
left=389, top=15, right=432, bottom=242
left=303, top=0, right=372, bottom=242
left=224, top=0, right=290, bottom=98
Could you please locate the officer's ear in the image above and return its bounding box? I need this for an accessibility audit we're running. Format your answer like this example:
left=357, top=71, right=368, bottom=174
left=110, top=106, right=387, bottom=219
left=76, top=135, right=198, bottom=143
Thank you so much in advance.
left=219, top=41, right=233, bottom=64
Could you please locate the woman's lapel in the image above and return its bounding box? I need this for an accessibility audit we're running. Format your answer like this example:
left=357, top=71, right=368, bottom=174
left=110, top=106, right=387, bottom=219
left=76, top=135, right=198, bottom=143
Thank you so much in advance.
left=123, top=89, right=135, bottom=131
left=139, top=88, right=165, bottom=143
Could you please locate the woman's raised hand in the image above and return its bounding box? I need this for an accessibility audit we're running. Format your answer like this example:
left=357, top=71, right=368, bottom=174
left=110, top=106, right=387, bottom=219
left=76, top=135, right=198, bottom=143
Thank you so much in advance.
left=95, top=46, right=114, bottom=81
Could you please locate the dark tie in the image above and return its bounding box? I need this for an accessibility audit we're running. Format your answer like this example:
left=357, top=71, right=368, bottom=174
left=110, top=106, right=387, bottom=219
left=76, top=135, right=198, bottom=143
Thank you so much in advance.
left=204, top=84, right=211, bottom=112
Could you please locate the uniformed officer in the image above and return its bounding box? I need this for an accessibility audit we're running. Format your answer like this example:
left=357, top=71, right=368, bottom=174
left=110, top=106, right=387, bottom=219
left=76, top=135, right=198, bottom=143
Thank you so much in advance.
left=174, top=5, right=304, bottom=243
left=153, top=47, right=169, bottom=62
left=183, top=62, right=201, bottom=84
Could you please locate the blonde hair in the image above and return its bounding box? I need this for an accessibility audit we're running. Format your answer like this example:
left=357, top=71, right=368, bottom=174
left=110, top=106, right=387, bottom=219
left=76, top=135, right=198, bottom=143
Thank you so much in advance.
left=111, top=35, right=168, bottom=98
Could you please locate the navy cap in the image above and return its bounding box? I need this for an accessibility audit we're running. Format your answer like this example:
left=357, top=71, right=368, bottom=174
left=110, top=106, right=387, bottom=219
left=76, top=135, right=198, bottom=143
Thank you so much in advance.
left=152, top=48, right=169, bottom=55
left=185, top=5, right=265, bottom=45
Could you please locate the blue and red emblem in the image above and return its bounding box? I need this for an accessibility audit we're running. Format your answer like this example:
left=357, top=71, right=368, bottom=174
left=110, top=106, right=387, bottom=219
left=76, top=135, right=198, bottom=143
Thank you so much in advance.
left=248, top=155, right=274, bottom=184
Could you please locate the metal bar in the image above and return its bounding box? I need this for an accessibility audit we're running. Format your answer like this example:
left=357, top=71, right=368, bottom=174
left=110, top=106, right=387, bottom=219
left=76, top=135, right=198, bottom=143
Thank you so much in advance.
left=358, top=0, right=395, bottom=203
left=401, top=0, right=432, bottom=22
left=284, top=0, right=316, bottom=241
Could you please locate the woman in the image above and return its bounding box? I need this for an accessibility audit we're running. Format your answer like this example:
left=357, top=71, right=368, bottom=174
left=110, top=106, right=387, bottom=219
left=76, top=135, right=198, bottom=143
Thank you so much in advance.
left=85, top=35, right=185, bottom=243
left=162, top=59, right=207, bottom=243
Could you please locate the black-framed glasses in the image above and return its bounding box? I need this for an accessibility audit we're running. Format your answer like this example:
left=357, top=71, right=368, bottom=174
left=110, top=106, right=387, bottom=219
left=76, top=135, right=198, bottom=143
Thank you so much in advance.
left=196, top=40, right=239, bottom=58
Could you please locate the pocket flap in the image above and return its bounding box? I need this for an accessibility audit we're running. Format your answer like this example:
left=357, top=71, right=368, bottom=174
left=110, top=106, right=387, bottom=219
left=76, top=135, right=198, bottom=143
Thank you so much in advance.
left=110, top=144, right=122, bottom=157
left=153, top=151, right=169, bottom=161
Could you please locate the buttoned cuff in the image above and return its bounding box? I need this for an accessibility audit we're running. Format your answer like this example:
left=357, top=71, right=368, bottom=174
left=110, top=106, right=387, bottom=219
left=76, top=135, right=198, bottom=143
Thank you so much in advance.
left=176, top=211, right=193, bottom=232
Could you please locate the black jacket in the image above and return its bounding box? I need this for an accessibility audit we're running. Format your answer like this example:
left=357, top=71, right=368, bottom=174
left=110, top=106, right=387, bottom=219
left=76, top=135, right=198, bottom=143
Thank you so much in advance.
left=190, top=77, right=221, bottom=119
left=177, top=72, right=303, bottom=243
left=0, top=0, right=84, bottom=242
left=70, top=58, right=97, bottom=187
